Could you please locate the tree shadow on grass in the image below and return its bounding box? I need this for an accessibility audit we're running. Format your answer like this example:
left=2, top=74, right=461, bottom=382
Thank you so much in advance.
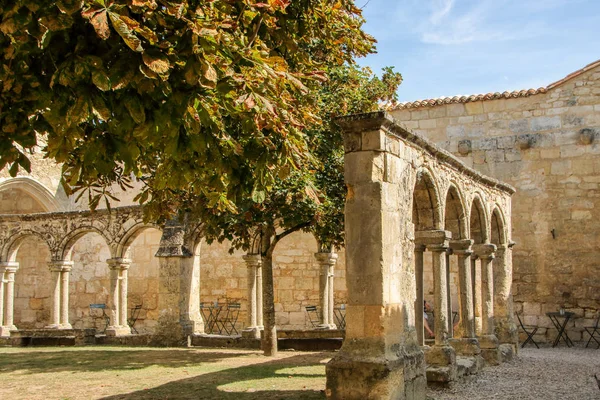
left=0, top=348, right=251, bottom=374
left=99, top=352, right=328, bottom=400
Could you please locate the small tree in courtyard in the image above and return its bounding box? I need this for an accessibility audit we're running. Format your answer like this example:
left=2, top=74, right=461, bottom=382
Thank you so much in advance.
left=196, top=64, right=402, bottom=355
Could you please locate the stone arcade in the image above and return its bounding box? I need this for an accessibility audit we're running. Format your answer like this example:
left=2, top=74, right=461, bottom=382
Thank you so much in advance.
left=325, top=112, right=516, bottom=399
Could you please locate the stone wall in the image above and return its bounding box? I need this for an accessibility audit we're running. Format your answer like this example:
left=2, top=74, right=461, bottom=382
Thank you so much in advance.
left=390, top=62, right=600, bottom=343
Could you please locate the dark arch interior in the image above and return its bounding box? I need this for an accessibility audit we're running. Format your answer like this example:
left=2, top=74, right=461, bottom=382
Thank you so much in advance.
left=444, top=186, right=466, bottom=240
left=412, top=171, right=439, bottom=231
left=490, top=208, right=505, bottom=245
left=469, top=198, right=485, bottom=244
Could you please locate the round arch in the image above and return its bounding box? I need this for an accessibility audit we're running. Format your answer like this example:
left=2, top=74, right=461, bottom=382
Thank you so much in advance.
left=412, top=168, right=443, bottom=231
left=0, top=177, right=62, bottom=212
left=116, top=222, right=162, bottom=259
left=490, top=206, right=508, bottom=246
left=469, top=194, right=489, bottom=244
left=444, top=184, right=468, bottom=240
left=3, top=231, right=52, bottom=261
left=59, top=226, right=114, bottom=260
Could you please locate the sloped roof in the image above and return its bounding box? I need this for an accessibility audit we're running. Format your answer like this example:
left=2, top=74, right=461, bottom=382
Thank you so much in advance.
left=390, top=58, right=600, bottom=111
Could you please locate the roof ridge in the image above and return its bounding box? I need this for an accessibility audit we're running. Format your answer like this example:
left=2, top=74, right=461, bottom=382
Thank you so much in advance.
left=389, top=58, right=600, bottom=111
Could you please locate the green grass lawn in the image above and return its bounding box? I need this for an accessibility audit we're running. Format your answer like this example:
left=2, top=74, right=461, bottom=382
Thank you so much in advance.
left=0, top=346, right=330, bottom=399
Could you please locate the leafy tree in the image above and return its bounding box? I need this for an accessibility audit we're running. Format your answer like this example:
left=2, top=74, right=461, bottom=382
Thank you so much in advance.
left=197, top=64, right=402, bottom=355
left=0, top=0, right=374, bottom=213
left=0, top=0, right=402, bottom=355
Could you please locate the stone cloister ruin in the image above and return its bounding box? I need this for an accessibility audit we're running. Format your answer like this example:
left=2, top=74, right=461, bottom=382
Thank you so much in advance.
left=325, top=112, right=516, bottom=398
left=1, top=59, right=599, bottom=399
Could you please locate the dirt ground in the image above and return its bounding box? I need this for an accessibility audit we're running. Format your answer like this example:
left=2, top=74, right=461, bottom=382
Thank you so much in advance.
left=0, top=345, right=598, bottom=399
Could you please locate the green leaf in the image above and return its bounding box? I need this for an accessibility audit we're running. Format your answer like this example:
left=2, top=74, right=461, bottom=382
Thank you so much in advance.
left=251, top=186, right=266, bottom=203
left=124, top=96, right=145, bottom=124
left=142, top=50, right=170, bottom=74
left=108, top=12, right=143, bottom=52
left=91, top=69, right=111, bottom=90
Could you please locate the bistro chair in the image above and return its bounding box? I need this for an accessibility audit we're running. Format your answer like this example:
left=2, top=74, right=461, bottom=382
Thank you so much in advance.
left=584, top=313, right=600, bottom=348
left=128, top=304, right=143, bottom=334
left=220, top=303, right=241, bottom=335
left=305, top=305, right=321, bottom=328
left=517, top=312, right=539, bottom=348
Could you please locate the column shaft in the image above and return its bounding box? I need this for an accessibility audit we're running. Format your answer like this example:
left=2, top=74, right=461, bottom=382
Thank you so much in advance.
left=4, top=268, right=16, bottom=328
left=0, top=269, right=4, bottom=327
left=457, top=253, right=475, bottom=338
left=119, top=268, right=129, bottom=327
left=242, top=254, right=260, bottom=338
left=445, top=250, right=453, bottom=337
left=431, top=247, right=449, bottom=345
left=49, top=268, right=61, bottom=327
left=471, top=257, right=482, bottom=336
left=481, top=256, right=495, bottom=335
left=256, top=264, right=263, bottom=328
left=60, top=267, right=72, bottom=328
left=414, top=247, right=425, bottom=346
left=109, top=266, right=120, bottom=327
left=327, top=265, right=335, bottom=328
left=319, top=263, right=330, bottom=327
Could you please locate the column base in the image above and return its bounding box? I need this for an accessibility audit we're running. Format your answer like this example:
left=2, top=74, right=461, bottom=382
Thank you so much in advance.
left=326, top=342, right=426, bottom=399
left=448, top=337, right=481, bottom=357
left=242, top=327, right=261, bottom=339
left=478, top=334, right=500, bottom=366
left=449, top=338, right=483, bottom=377
left=45, top=324, right=61, bottom=329
left=424, top=345, right=457, bottom=385
left=60, top=323, right=73, bottom=330
left=0, top=325, right=16, bottom=337
left=106, top=325, right=132, bottom=337
left=498, top=343, right=516, bottom=362
left=316, top=324, right=338, bottom=330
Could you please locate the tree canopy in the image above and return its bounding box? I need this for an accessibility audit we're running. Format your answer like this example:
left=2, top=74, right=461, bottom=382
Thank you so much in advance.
left=0, top=0, right=375, bottom=215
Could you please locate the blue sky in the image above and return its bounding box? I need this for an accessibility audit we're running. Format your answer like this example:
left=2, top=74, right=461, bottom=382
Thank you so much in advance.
left=357, top=0, right=600, bottom=102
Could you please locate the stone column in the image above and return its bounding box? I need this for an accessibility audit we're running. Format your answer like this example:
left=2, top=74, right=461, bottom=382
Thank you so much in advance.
left=445, top=249, right=453, bottom=337
left=417, top=230, right=457, bottom=385
left=256, top=263, right=264, bottom=329
left=414, top=244, right=426, bottom=346
left=0, top=262, right=19, bottom=336
left=450, top=240, right=475, bottom=339
left=242, top=254, right=261, bottom=339
left=326, top=121, right=426, bottom=399
left=493, top=242, right=518, bottom=359
left=471, top=256, right=482, bottom=336
left=473, top=243, right=499, bottom=366
left=106, top=258, right=132, bottom=336
left=316, top=251, right=338, bottom=330
left=59, top=262, right=73, bottom=329
left=154, top=221, right=203, bottom=345
left=47, top=263, right=62, bottom=328
left=0, top=267, right=5, bottom=336
left=448, top=240, right=481, bottom=365
left=46, top=261, right=73, bottom=329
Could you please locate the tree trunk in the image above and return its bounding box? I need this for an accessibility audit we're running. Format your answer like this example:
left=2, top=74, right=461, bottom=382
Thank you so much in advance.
left=261, top=248, right=277, bottom=356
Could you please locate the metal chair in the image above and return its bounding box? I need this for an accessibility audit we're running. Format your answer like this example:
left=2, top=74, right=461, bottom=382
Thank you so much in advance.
left=584, top=313, right=600, bottom=348
left=517, top=312, right=539, bottom=348
left=220, top=303, right=241, bottom=335
left=128, top=304, right=143, bottom=334
left=305, top=305, right=321, bottom=328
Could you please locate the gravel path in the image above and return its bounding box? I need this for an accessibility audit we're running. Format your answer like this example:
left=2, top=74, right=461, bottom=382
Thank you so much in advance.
left=427, top=347, right=600, bottom=400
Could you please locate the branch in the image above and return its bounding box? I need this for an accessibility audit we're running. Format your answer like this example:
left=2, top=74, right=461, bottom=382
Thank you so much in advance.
left=275, top=220, right=312, bottom=243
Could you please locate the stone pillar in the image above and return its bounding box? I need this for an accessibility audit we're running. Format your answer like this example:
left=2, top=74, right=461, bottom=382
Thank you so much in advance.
left=0, top=267, right=4, bottom=336
left=445, top=249, right=453, bottom=337
left=256, top=263, right=264, bottom=329
left=471, top=256, right=482, bottom=336
left=326, top=121, right=426, bottom=399
left=0, top=262, right=19, bottom=336
left=242, top=254, right=260, bottom=339
left=493, top=242, right=518, bottom=360
left=46, top=261, right=73, bottom=329
left=59, top=262, right=73, bottom=329
left=448, top=240, right=481, bottom=366
left=473, top=244, right=500, bottom=366
left=417, top=230, right=457, bottom=385
left=450, top=240, right=475, bottom=339
left=153, top=221, right=203, bottom=345
left=414, top=245, right=426, bottom=346
left=106, top=258, right=132, bottom=336
left=316, top=251, right=338, bottom=330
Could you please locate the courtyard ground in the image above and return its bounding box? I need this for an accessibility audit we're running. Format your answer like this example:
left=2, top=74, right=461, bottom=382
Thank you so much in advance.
left=0, top=346, right=598, bottom=399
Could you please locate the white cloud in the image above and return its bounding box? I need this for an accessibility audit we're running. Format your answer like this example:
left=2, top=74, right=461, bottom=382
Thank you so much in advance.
left=429, top=0, right=455, bottom=25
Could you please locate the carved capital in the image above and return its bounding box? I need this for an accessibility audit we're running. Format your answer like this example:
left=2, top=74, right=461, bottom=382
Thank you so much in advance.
left=107, top=257, right=132, bottom=270
left=243, top=254, right=262, bottom=268
left=314, top=251, right=338, bottom=266
left=48, top=260, right=74, bottom=272
left=449, top=239, right=474, bottom=256
left=0, top=261, right=19, bottom=274
left=472, top=243, right=496, bottom=260
left=415, top=230, right=451, bottom=251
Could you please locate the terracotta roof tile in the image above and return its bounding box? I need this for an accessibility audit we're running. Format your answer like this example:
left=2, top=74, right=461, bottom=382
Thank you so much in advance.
left=389, top=58, right=600, bottom=111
